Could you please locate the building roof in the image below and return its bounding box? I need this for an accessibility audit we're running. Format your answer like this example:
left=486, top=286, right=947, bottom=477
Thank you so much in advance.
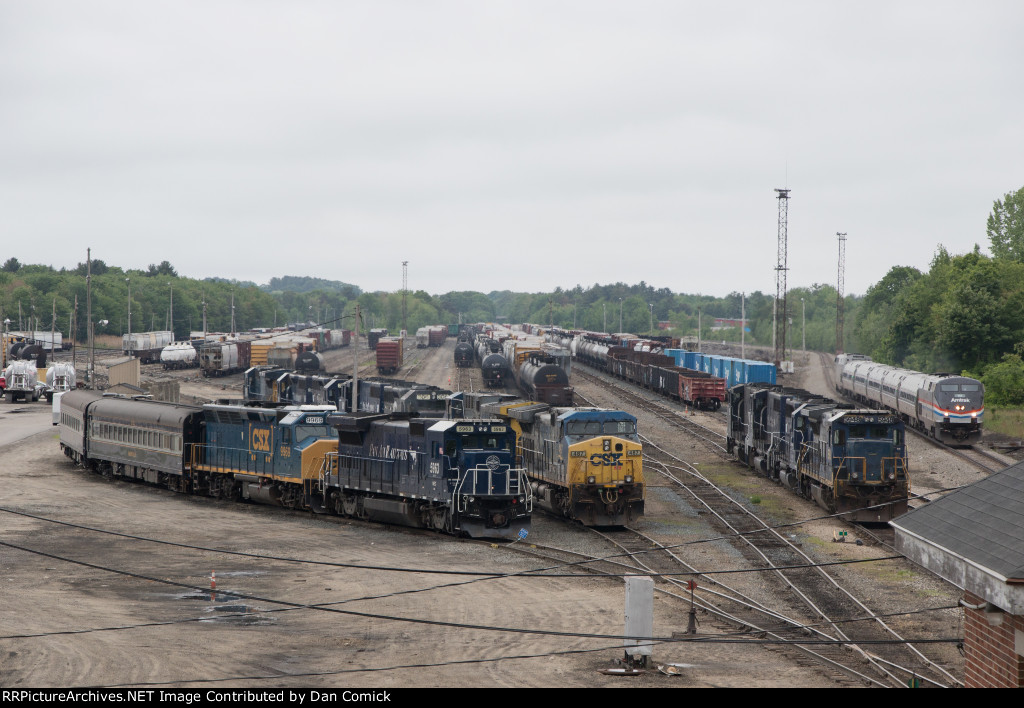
left=893, top=461, right=1024, bottom=582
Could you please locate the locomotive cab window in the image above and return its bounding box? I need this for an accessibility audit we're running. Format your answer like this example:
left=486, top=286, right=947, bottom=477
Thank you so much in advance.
left=833, top=429, right=847, bottom=445
left=848, top=425, right=867, bottom=439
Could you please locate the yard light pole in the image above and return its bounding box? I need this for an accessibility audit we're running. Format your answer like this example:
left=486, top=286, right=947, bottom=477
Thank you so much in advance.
left=801, top=297, right=806, bottom=354
left=649, top=303, right=653, bottom=333
left=619, top=298, right=623, bottom=333
left=125, top=278, right=131, bottom=357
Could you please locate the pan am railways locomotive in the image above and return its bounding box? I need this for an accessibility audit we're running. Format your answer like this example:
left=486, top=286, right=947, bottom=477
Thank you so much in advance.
left=58, top=390, right=531, bottom=539
left=835, top=354, right=983, bottom=446
left=450, top=392, right=643, bottom=526
left=727, top=383, right=909, bottom=522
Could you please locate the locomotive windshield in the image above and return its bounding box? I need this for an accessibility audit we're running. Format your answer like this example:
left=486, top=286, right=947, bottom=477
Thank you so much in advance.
left=567, top=421, right=603, bottom=435
left=460, top=434, right=512, bottom=451
left=604, top=420, right=637, bottom=435
left=293, top=424, right=334, bottom=443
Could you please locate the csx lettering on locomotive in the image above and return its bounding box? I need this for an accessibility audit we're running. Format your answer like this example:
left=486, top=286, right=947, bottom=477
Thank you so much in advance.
left=589, top=452, right=623, bottom=467
left=251, top=427, right=272, bottom=452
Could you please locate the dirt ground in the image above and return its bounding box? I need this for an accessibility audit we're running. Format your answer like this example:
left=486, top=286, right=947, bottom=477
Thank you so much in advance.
left=0, top=342, right=970, bottom=687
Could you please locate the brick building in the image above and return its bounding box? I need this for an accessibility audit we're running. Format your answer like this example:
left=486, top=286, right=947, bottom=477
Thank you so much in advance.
left=892, top=463, right=1024, bottom=688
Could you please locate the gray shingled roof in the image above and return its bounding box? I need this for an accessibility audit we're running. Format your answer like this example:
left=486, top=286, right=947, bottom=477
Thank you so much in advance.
left=892, top=461, right=1024, bottom=580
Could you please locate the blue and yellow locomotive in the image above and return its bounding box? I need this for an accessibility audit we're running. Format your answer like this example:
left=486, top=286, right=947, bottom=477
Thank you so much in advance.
left=58, top=391, right=531, bottom=539
left=727, top=383, right=910, bottom=522
left=449, top=392, right=644, bottom=526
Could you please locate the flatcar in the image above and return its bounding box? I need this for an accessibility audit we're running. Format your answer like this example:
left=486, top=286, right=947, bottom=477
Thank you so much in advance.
left=727, top=383, right=910, bottom=522
left=58, top=390, right=531, bottom=539
left=450, top=392, right=643, bottom=526
left=835, top=354, right=983, bottom=446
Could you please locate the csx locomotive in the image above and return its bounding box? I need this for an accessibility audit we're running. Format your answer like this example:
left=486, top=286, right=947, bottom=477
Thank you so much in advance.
left=450, top=392, right=643, bottom=526
left=835, top=354, right=984, bottom=446
left=727, top=383, right=910, bottom=522
left=58, top=390, right=531, bottom=539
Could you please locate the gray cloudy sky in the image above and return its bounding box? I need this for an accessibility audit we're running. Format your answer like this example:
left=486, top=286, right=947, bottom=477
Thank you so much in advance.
left=2, top=1, right=1022, bottom=297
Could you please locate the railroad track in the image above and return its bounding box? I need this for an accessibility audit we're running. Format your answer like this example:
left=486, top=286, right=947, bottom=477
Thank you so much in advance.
left=817, top=352, right=1009, bottom=477
left=638, top=437, right=959, bottom=688
left=574, top=367, right=728, bottom=457
left=572, top=358, right=959, bottom=686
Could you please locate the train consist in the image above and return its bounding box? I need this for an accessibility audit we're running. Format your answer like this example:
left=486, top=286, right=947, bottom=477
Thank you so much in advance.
left=726, top=383, right=910, bottom=522
left=450, top=392, right=644, bottom=526
left=835, top=354, right=984, bottom=446
left=58, top=390, right=531, bottom=539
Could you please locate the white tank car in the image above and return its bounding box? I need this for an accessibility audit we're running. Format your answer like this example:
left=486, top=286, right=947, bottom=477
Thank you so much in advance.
left=4, top=360, right=40, bottom=402
left=160, top=342, right=198, bottom=370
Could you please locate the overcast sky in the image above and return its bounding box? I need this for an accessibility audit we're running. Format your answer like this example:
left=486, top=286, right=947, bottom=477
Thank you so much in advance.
left=2, top=1, right=1022, bottom=298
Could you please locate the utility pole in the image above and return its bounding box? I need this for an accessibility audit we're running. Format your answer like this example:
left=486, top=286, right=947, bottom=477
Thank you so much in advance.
left=168, top=282, right=174, bottom=340
left=126, top=277, right=131, bottom=357
left=740, top=295, right=745, bottom=360
left=87, top=248, right=93, bottom=386
left=401, top=261, right=408, bottom=336
left=352, top=303, right=360, bottom=413
left=836, top=232, right=847, bottom=355
left=773, top=188, right=791, bottom=369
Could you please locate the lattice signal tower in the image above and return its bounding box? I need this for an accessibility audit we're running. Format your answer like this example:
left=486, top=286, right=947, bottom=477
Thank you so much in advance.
left=774, top=189, right=791, bottom=368
left=836, top=232, right=847, bottom=354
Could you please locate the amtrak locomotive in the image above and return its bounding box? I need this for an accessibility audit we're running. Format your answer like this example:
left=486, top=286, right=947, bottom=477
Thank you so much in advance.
left=835, top=354, right=984, bottom=445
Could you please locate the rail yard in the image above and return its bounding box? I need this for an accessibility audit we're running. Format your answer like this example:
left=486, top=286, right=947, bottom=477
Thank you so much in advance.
left=0, top=327, right=1013, bottom=688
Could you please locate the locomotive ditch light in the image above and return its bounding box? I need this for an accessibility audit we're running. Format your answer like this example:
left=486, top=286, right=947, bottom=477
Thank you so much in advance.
left=587, top=476, right=596, bottom=484
left=625, top=475, right=633, bottom=483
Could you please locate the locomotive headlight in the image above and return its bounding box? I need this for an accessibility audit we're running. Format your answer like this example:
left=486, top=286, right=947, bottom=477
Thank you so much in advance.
left=851, top=471, right=859, bottom=480
left=887, top=472, right=895, bottom=480
left=468, top=496, right=475, bottom=503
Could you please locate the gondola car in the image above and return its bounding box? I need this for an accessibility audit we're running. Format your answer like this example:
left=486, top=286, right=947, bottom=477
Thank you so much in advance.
left=727, top=383, right=910, bottom=522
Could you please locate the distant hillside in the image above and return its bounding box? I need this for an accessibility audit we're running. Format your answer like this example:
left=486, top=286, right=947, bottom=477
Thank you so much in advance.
left=261, top=276, right=362, bottom=296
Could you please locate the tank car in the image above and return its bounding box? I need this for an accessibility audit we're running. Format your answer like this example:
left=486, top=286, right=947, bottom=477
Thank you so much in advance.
left=4, top=360, right=40, bottom=402
left=480, top=353, right=509, bottom=388
left=517, top=354, right=573, bottom=406
left=454, top=342, right=475, bottom=368
left=294, top=350, right=324, bottom=373
left=160, top=342, right=198, bottom=370
left=44, top=362, right=76, bottom=403
left=727, top=383, right=910, bottom=522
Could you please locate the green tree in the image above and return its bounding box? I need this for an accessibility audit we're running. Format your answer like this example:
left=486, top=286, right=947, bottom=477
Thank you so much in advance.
left=988, top=185, right=1024, bottom=261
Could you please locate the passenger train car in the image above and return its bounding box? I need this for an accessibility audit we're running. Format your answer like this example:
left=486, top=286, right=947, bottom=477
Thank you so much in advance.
left=835, top=354, right=984, bottom=446
left=58, top=390, right=531, bottom=539
left=450, top=392, right=644, bottom=526
left=727, top=383, right=910, bottom=522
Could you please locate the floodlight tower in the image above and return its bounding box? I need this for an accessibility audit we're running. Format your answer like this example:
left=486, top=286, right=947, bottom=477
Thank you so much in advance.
left=836, top=232, right=847, bottom=354
left=773, top=188, right=791, bottom=369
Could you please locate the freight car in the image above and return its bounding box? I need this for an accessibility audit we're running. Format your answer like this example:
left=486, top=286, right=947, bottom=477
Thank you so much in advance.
left=454, top=342, right=475, bottom=368
left=367, top=329, right=388, bottom=351
left=606, top=346, right=726, bottom=410
left=58, top=390, right=531, bottom=539
left=375, top=337, right=404, bottom=375
left=835, top=354, right=984, bottom=446
left=199, top=341, right=250, bottom=377
left=480, top=353, right=509, bottom=388
left=726, top=383, right=909, bottom=522
left=517, top=353, right=573, bottom=406
left=160, top=342, right=198, bottom=370
left=449, top=392, right=643, bottom=526
left=123, top=331, right=174, bottom=364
